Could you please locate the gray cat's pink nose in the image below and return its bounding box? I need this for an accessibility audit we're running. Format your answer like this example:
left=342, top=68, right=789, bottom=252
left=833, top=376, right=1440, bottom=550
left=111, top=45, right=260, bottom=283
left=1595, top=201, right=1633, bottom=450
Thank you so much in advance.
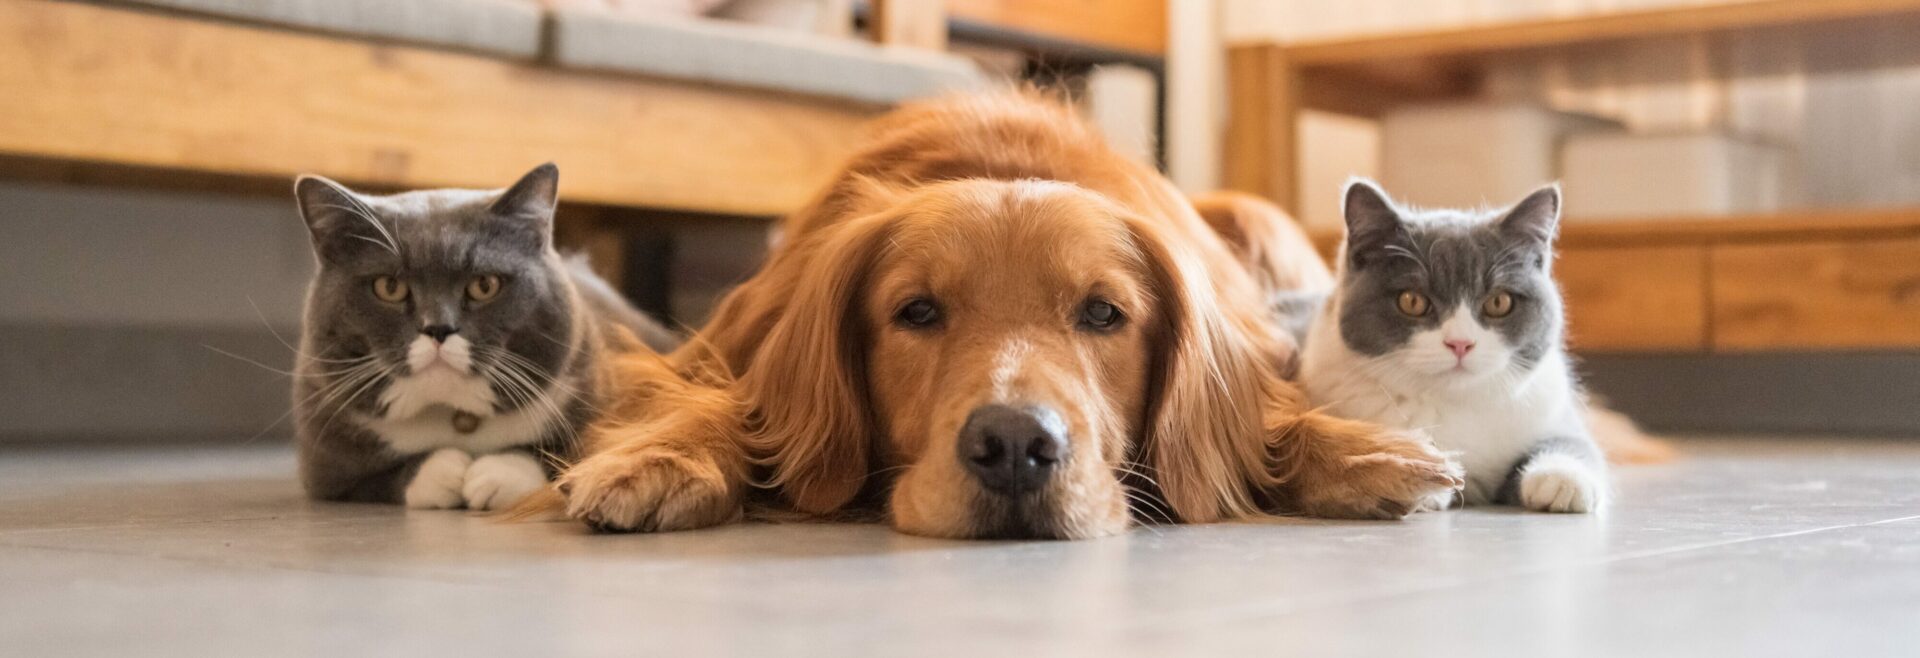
left=1445, top=339, right=1475, bottom=358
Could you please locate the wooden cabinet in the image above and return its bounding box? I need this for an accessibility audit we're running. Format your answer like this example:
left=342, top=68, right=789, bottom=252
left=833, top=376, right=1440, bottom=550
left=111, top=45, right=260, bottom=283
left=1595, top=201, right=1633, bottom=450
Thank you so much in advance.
left=1557, top=246, right=1710, bottom=352
left=1712, top=238, right=1920, bottom=351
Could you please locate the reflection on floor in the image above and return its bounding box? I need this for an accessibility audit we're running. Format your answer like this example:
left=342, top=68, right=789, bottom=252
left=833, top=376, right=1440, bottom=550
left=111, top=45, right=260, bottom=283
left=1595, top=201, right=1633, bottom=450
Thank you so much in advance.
left=2, top=437, right=1917, bottom=657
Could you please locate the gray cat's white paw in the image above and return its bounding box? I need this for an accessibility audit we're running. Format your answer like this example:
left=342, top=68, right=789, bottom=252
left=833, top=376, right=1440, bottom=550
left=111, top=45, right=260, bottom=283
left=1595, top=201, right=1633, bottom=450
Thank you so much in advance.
left=1519, top=454, right=1606, bottom=514
left=462, top=452, right=547, bottom=511
left=404, top=448, right=472, bottom=509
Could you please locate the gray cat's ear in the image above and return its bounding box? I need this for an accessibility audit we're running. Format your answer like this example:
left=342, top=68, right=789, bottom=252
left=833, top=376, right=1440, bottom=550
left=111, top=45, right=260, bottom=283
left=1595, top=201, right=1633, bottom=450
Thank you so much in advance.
left=294, top=175, right=394, bottom=262
left=294, top=175, right=357, bottom=232
left=1499, top=184, right=1562, bottom=246
left=491, top=163, right=559, bottom=227
left=1343, top=178, right=1403, bottom=263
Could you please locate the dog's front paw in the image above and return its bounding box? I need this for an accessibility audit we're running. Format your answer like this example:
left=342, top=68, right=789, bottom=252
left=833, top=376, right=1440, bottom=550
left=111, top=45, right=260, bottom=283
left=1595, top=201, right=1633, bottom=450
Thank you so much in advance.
left=1519, top=454, right=1606, bottom=514
left=1291, top=429, right=1464, bottom=520
left=557, top=447, right=741, bottom=532
left=404, top=448, right=472, bottom=509
left=463, top=452, right=547, bottom=511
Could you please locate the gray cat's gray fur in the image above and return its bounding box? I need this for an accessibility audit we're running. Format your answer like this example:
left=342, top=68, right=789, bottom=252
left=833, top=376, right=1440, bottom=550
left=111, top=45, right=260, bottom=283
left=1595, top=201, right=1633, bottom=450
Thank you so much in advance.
left=292, top=164, right=678, bottom=508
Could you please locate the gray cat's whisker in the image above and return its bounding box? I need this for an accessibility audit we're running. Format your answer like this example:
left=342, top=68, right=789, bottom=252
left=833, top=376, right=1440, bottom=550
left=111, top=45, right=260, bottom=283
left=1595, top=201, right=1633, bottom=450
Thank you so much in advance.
left=314, top=203, right=400, bottom=255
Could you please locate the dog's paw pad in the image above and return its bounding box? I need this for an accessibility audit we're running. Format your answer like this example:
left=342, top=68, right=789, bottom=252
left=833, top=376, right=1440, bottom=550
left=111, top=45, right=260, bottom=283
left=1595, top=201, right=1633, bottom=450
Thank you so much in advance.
left=560, top=450, right=739, bottom=533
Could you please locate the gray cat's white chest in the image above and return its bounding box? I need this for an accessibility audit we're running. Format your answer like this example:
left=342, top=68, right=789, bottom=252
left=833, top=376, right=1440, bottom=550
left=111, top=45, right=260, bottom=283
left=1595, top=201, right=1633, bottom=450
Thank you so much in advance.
left=363, top=403, right=558, bottom=456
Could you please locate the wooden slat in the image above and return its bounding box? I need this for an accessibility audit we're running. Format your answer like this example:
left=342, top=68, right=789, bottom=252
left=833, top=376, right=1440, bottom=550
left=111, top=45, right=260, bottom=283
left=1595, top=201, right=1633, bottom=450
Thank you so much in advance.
left=1309, top=207, right=1920, bottom=251
left=0, top=0, right=876, bottom=216
left=1558, top=246, right=1710, bottom=352
left=1224, top=45, right=1298, bottom=213
left=1557, top=209, right=1920, bottom=248
left=945, top=0, right=1166, bottom=55
left=1277, top=0, right=1920, bottom=66
left=1712, top=238, right=1920, bottom=351
left=871, top=0, right=948, bottom=50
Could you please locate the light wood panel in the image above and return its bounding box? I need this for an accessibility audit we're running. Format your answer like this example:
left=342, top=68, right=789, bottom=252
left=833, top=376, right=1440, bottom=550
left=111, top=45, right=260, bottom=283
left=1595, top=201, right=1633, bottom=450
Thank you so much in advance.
left=1224, top=46, right=1298, bottom=213
left=1712, top=238, right=1920, bottom=350
left=1277, top=0, right=1920, bottom=65
left=0, top=0, right=877, bottom=216
left=945, top=0, right=1167, bottom=55
left=871, top=0, right=948, bottom=50
left=1557, top=246, right=1710, bottom=352
left=1308, top=208, right=1920, bottom=252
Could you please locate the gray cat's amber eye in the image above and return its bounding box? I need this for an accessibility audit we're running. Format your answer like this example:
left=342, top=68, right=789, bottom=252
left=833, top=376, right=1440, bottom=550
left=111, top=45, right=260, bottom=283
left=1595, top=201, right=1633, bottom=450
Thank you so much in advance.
left=467, top=275, right=503, bottom=302
left=371, top=276, right=408, bottom=303
left=1396, top=291, right=1430, bottom=317
left=1483, top=291, right=1515, bottom=318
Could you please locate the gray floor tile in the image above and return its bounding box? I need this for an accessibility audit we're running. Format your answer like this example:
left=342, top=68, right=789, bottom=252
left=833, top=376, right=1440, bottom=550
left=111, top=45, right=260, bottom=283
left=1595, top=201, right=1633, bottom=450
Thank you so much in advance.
left=1, top=437, right=1916, bottom=657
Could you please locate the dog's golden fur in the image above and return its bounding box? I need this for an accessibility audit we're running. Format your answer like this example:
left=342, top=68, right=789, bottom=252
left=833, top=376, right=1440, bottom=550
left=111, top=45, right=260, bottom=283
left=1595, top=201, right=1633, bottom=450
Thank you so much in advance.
left=552, top=92, right=1461, bottom=539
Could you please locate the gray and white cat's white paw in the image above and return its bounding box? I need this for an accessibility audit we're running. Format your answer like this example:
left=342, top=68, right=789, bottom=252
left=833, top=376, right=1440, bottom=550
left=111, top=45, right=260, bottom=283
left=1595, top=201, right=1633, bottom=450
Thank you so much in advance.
left=404, top=448, right=473, bottom=509
left=1518, top=454, right=1608, bottom=514
left=462, top=452, right=547, bottom=511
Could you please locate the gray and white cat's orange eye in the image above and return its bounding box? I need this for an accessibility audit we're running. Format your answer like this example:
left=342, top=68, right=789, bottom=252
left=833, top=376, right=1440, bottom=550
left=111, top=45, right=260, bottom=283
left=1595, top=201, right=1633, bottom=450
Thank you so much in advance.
left=1396, top=291, right=1430, bottom=317
left=371, top=276, right=409, bottom=303
left=467, top=275, right=503, bottom=302
left=1483, top=291, right=1515, bottom=317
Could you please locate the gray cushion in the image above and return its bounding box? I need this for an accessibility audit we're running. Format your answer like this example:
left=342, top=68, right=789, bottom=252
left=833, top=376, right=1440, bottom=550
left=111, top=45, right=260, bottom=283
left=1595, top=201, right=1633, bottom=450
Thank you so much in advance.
left=107, top=0, right=543, bottom=58
left=550, top=9, right=984, bottom=105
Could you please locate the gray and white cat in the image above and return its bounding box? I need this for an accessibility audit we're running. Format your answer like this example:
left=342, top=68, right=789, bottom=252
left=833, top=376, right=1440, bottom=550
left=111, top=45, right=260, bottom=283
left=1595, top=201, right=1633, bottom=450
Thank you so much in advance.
left=291, top=164, right=678, bottom=510
left=1301, top=179, right=1608, bottom=513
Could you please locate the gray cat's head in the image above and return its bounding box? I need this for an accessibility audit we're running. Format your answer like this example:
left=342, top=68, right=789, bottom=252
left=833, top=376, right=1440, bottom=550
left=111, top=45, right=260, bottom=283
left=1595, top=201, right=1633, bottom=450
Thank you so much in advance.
left=293, top=164, right=577, bottom=420
left=1332, top=179, right=1564, bottom=387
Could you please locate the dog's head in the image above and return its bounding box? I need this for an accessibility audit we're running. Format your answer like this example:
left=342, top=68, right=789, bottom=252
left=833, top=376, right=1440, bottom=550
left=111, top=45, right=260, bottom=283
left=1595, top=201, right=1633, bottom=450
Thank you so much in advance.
left=735, top=179, right=1283, bottom=539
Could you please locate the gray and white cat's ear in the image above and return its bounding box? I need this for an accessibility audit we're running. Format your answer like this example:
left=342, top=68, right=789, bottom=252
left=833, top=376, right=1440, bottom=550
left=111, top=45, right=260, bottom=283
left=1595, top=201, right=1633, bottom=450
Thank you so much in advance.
left=1499, top=184, right=1562, bottom=246
left=491, top=163, right=560, bottom=231
left=1342, top=178, right=1404, bottom=261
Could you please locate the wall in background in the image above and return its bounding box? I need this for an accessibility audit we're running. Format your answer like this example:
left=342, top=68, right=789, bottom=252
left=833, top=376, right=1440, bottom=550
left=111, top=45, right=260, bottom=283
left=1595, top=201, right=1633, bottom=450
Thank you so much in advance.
left=1222, top=0, right=1920, bottom=227
left=0, top=181, right=311, bottom=441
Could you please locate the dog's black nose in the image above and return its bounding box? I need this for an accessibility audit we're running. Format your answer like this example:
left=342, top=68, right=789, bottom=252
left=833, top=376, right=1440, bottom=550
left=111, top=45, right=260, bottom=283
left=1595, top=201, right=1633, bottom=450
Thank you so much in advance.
left=421, top=325, right=459, bottom=343
left=958, top=404, right=1068, bottom=495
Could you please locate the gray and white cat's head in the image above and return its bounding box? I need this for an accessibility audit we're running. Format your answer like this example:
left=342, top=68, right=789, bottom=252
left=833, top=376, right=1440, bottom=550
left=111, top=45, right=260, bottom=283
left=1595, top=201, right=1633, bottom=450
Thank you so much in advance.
left=1330, top=178, right=1565, bottom=388
left=293, top=164, right=576, bottom=418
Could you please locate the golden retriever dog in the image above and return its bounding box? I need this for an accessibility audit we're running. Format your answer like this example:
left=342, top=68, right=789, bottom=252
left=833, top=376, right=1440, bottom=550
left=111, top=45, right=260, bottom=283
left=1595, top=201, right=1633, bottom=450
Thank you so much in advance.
left=551, top=92, right=1462, bottom=539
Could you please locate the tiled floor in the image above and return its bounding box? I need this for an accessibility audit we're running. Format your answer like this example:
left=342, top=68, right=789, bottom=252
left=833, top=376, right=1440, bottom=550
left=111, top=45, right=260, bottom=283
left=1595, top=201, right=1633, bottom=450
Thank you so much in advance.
left=2, top=437, right=1917, bottom=657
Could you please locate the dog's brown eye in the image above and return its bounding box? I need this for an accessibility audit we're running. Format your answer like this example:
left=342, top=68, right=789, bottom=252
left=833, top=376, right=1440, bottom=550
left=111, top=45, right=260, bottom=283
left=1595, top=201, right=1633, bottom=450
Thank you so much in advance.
left=372, top=276, right=408, bottom=303
left=467, top=274, right=503, bottom=302
left=1079, top=299, right=1123, bottom=330
left=1396, top=291, right=1429, bottom=317
left=1483, top=291, right=1515, bottom=318
left=896, top=298, right=941, bottom=328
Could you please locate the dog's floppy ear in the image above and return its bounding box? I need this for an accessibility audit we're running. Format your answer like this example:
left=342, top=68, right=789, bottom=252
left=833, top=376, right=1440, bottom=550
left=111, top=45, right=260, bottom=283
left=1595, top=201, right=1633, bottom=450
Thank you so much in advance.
left=735, top=211, right=899, bottom=514
left=1126, top=216, right=1286, bottom=523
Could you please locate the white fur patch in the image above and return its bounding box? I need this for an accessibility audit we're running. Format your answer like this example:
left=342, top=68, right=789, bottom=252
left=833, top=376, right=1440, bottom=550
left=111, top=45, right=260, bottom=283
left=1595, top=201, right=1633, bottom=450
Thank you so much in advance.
left=462, top=452, right=547, bottom=511
left=404, top=448, right=472, bottom=509
left=383, top=335, right=495, bottom=420
left=1519, top=453, right=1607, bottom=514
left=989, top=339, right=1034, bottom=402
left=365, top=380, right=575, bottom=456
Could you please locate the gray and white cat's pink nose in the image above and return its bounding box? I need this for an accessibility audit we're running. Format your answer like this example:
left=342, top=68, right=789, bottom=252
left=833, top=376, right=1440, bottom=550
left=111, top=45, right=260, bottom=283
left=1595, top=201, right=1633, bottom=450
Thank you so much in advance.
left=1444, top=339, right=1476, bottom=359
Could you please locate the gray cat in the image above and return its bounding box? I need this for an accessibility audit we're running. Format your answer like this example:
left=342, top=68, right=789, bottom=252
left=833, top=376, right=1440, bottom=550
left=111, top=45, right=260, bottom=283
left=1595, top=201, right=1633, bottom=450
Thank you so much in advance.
left=1300, top=179, right=1608, bottom=513
left=292, top=164, right=678, bottom=510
